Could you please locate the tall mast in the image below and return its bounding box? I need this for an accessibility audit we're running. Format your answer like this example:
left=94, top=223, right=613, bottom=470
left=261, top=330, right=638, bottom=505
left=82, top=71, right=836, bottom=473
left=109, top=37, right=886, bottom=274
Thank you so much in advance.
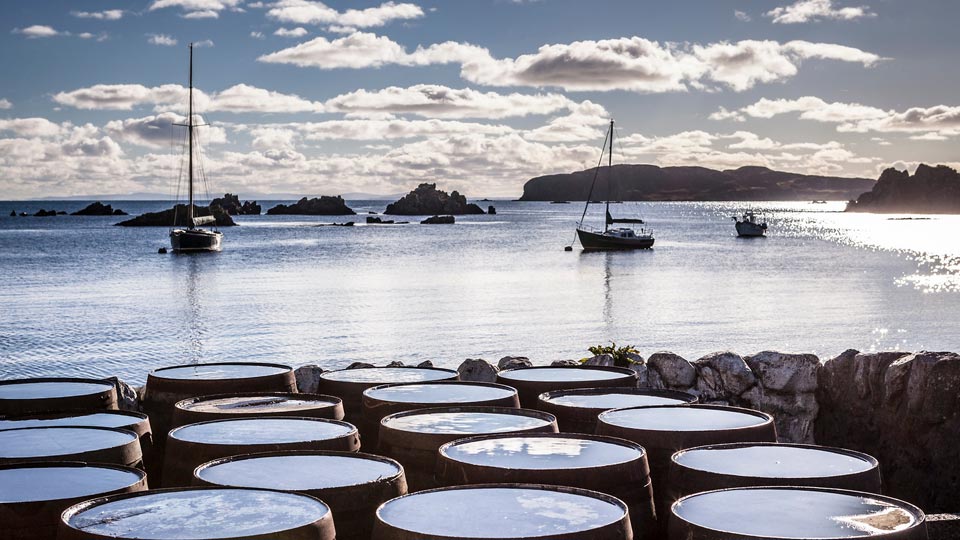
left=605, top=119, right=613, bottom=232
left=187, top=43, right=194, bottom=225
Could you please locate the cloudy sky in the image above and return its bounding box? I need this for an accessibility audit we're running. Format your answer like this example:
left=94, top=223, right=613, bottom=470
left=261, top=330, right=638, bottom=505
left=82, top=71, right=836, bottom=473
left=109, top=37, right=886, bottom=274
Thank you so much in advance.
left=2, top=0, right=958, bottom=199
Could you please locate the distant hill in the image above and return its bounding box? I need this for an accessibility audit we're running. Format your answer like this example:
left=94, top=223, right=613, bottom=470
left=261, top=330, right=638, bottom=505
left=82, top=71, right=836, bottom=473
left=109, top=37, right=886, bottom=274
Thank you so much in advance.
left=519, top=165, right=875, bottom=201
left=846, top=164, right=960, bottom=213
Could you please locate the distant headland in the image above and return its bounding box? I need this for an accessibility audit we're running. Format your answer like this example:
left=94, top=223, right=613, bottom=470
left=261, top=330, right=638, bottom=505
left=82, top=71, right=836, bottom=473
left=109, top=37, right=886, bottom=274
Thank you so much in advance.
left=519, top=165, right=875, bottom=202
left=846, top=164, right=960, bottom=213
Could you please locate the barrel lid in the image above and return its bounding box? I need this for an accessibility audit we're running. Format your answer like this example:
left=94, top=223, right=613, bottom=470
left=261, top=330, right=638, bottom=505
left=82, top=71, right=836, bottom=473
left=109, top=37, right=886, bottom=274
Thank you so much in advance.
left=0, top=410, right=146, bottom=431
left=381, top=407, right=555, bottom=435
left=62, top=487, right=330, bottom=539
left=177, top=393, right=340, bottom=414
left=0, top=378, right=113, bottom=399
left=169, top=417, right=355, bottom=445
left=365, top=382, right=516, bottom=404
left=0, top=426, right=137, bottom=459
left=673, top=487, right=924, bottom=539
left=498, top=366, right=633, bottom=382
left=320, top=367, right=457, bottom=383
left=541, top=387, right=695, bottom=409
left=150, top=362, right=292, bottom=381
left=377, top=484, right=628, bottom=538
left=673, top=443, right=877, bottom=478
left=440, top=434, right=643, bottom=470
left=196, top=451, right=402, bottom=490
left=0, top=462, right=144, bottom=504
left=599, top=404, right=771, bottom=432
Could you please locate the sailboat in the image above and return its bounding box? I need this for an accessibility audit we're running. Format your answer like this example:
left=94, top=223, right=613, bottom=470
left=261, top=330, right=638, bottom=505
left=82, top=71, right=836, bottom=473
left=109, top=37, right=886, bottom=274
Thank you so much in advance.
left=169, top=43, right=223, bottom=253
left=575, top=120, right=655, bottom=250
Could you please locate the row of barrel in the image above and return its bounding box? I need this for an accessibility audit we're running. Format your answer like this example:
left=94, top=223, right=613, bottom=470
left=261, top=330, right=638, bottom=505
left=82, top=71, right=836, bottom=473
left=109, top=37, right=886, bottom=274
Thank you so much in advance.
left=0, top=362, right=928, bottom=540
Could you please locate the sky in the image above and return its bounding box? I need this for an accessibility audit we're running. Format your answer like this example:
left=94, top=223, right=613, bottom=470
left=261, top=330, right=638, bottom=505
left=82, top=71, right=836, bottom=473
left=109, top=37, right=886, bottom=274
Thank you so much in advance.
left=1, top=0, right=959, bottom=199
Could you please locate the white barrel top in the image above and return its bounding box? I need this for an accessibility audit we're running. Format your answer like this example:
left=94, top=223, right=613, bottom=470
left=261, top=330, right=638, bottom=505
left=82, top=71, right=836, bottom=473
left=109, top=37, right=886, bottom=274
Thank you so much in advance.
left=198, top=453, right=401, bottom=490
left=0, top=426, right=137, bottom=459
left=151, top=363, right=290, bottom=381
left=0, top=411, right=142, bottom=430
left=499, top=367, right=627, bottom=382
left=674, top=444, right=876, bottom=478
left=365, top=383, right=515, bottom=404
left=321, top=367, right=455, bottom=383
left=378, top=486, right=627, bottom=538
left=170, top=417, right=354, bottom=445
left=600, top=406, right=768, bottom=431
left=0, top=380, right=113, bottom=399
left=0, top=464, right=143, bottom=504
left=62, top=488, right=329, bottom=539
left=180, top=395, right=339, bottom=415
left=674, top=487, right=920, bottom=538
left=383, top=410, right=553, bottom=435
left=442, top=436, right=641, bottom=470
left=544, top=391, right=690, bottom=409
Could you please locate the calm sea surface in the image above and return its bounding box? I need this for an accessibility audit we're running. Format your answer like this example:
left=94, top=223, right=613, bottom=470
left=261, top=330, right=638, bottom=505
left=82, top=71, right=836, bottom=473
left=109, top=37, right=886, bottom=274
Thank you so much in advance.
left=1, top=200, right=958, bottom=384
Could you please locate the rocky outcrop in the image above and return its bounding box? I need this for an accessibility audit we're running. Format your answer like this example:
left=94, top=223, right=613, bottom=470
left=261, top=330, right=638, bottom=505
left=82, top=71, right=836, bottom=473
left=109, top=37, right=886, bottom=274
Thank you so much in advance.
left=421, top=215, right=455, bottom=224
left=846, top=164, right=960, bottom=213
left=267, top=196, right=355, bottom=215
left=295, top=365, right=324, bottom=394
left=33, top=209, right=64, bottom=217
left=71, top=202, right=128, bottom=216
left=521, top=164, right=875, bottom=202
left=115, top=204, right=236, bottom=227
left=385, top=183, right=485, bottom=215
left=647, top=352, right=697, bottom=389
left=488, top=206, right=496, bottom=215
left=457, top=358, right=498, bottom=383
left=210, top=193, right=261, bottom=215
left=498, top=356, right=532, bottom=370
left=583, top=354, right=615, bottom=367
left=816, top=350, right=960, bottom=512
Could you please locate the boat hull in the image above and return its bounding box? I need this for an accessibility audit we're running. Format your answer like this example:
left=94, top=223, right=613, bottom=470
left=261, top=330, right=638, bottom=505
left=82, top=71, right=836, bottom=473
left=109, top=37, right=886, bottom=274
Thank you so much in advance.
left=577, top=229, right=655, bottom=250
left=170, top=229, right=223, bottom=252
left=735, top=221, right=767, bottom=237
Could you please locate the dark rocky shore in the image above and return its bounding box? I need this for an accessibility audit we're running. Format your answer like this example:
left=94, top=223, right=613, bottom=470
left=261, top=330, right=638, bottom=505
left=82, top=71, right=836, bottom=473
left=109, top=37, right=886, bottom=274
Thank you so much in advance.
left=71, top=202, right=128, bottom=216
left=266, top=196, right=355, bottom=215
left=115, top=204, right=236, bottom=227
left=385, top=183, right=485, bottom=215
left=846, top=164, right=960, bottom=213
left=210, top=193, right=261, bottom=215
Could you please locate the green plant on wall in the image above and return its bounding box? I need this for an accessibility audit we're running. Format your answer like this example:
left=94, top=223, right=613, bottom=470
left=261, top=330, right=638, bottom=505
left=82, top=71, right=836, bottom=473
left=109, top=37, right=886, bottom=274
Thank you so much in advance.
left=585, top=342, right=640, bottom=367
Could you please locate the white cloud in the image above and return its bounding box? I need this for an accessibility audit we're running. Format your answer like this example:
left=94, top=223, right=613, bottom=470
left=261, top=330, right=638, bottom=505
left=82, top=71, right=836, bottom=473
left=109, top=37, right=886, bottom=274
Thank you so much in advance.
left=259, top=32, right=882, bottom=93
left=251, top=31, right=265, bottom=39
left=194, top=39, right=215, bottom=48
left=274, top=27, right=309, bottom=38
left=0, top=98, right=11, bottom=109
left=266, top=1, right=424, bottom=28
left=13, top=25, right=60, bottom=38
left=182, top=9, right=220, bottom=18
left=767, top=0, right=875, bottom=24
left=52, top=83, right=325, bottom=114
left=148, top=0, right=242, bottom=17
left=734, top=10, right=751, bottom=22
left=104, top=112, right=228, bottom=148
left=0, top=118, right=66, bottom=138
left=148, top=34, right=178, bottom=46
left=713, top=96, right=960, bottom=138
left=71, top=9, right=124, bottom=20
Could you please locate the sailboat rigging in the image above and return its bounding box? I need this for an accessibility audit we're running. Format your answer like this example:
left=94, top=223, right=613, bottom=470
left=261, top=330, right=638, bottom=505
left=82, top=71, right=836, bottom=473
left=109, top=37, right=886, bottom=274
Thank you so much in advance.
left=169, top=43, right=223, bottom=253
left=575, top=120, right=655, bottom=250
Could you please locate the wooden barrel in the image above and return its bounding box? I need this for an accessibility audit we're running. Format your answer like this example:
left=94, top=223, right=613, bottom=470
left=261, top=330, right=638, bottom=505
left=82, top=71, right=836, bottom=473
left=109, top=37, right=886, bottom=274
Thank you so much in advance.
left=58, top=487, right=336, bottom=540
left=496, top=366, right=638, bottom=408
left=171, top=392, right=344, bottom=428
left=537, top=387, right=697, bottom=434
left=378, top=406, right=558, bottom=491
left=373, top=484, right=633, bottom=540
left=437, top=433, right=655, bottom=540
left=194, top=450, right=406, bottom=540
left=670, top=487, right=927, bottom=540
left=0, top=426, right=142, bottom=468
left=597, top=404, right=777, bottom=534
left=669, top=442, right=883, bottom=502
left=0, top=378, right=117, bottom=416
left=141, top=362, right=296, bottom=446
left=360, top=381, right=519, bottom=449
left=162, top=416, right=360, bottom=487
left=0, top=410, right=155, bottom=480
left=0, top=462, right=146, bottom=540
left=317, top=367, right=459, bottom=425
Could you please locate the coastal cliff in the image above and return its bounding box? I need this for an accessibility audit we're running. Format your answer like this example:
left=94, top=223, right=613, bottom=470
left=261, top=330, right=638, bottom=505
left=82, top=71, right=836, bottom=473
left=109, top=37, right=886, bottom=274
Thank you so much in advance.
left=846, top=164, right=960, bottom=213
left=385, top=183, right=485, bottom=215
left=520, top=165, right=874, bottom=201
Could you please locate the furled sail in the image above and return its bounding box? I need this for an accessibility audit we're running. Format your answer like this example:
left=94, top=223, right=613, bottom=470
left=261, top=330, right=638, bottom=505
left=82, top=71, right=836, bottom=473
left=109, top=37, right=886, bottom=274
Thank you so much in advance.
left=606, top=210, right=644, bottom=225
left=192, top=215, right=216, bottom=227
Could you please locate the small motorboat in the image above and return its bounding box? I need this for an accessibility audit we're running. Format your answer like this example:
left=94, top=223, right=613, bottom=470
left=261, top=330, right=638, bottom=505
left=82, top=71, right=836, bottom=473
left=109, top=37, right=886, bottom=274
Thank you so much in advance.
left=733, top=211, right=767, bottom=237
